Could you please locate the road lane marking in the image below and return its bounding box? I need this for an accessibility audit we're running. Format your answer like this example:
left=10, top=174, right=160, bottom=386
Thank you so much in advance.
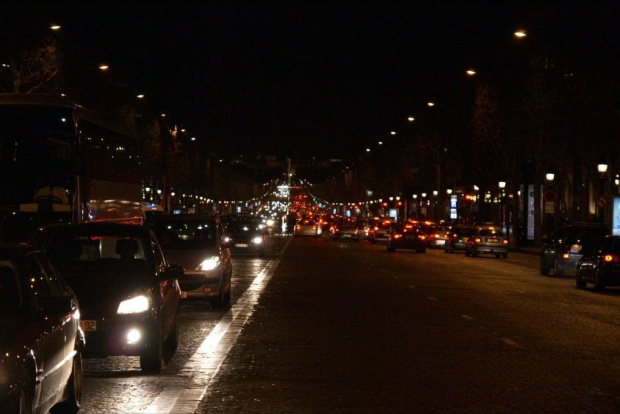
left=144, top=237, right=293, bottom=414
left=460, top=314, right=474, bottom=321
left=427, top=296, right=439, bottom=302
left=408, top=285, right=415, bottom=289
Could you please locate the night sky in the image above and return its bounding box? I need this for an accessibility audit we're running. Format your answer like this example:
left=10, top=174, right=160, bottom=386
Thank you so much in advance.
left=2, top=1, right=618, bottom=160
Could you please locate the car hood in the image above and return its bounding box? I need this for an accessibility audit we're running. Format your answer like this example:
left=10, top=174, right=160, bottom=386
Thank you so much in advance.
left=163, top=247, right=219, bottom=272
left=63, top=272, right=151, bottom=316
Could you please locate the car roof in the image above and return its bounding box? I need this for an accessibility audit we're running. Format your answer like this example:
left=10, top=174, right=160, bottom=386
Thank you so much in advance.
left=0, top=243, right=38, bottom=258
left=40, top=222, right=152, bottom=237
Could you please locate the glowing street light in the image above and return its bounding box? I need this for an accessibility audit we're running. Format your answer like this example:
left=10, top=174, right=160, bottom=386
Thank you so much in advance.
left=136, top=94, right=145, bottom=99
left=514, top=30, right=527, bottom=38
left=50, top=24, right=61, bottom=31
left=427, top=102, right=435, bottom=107
left=390, top=131, right=397, bottom=135
left=407, top=116, right=415, bottom=122
left=466, top=69, right=477, bottom=76
left=98, top=64, right=109, bottom=71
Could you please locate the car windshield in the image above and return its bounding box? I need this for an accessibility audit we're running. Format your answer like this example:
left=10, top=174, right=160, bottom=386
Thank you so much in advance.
left=479, top=229, right=505, bottom=237
left=227, top=221, right=261, bottom=233
left=47, top=234, right=147, bottom=273
left=154, top=220, right=217, bottom=249
left=565, top=227, right=606, bottom=245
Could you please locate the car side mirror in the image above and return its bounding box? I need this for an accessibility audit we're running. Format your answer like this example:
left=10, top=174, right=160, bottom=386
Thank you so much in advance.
left=162, top=264, right=184, bottom=281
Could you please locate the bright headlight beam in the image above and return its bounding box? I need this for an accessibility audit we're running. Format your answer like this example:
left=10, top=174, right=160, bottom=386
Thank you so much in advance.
left=199, top=256, right=220, bottom=271
left=117, top=295, right=150, bottom=314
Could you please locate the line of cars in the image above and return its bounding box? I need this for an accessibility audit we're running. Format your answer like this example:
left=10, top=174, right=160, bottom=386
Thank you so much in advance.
left=0, top=211, right=263, bottom=413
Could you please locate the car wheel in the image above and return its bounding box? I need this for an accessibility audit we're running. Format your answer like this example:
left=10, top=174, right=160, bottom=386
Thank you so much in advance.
left=540, top=258, right=551, bottom=276
left=465, top=249, right=471, bottom=257
left=53, top=350, right=82, bottom=413
left=495, top=253, right=500, bottom=258
left=472, top=249, right=479, bottom=257
left=593, top=269, right=605, bottom=291
left=19, top=371, right=34, bottom=414
left=211, top=280, right=226, bottom=309
left=163, top=323, right=178, bottom=360
left=140, top=327, right=163, bottom=373
left=371, top=239, right=376, bottom=244
left=576, top=272, right=587, bottom=289
left=502, top=253, right=508, bottom=259
left=418, top=248, right=426, bottom=254
left=554, top=258, right=565, bottom=277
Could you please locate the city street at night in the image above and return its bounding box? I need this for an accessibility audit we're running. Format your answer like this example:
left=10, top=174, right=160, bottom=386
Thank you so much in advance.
left=78, top=234, right=620, bottom=413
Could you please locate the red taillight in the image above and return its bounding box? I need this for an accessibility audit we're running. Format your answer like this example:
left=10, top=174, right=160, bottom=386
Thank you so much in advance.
left=562, top=253, right=570, bottom=260
left=474, top=237, right=482, bottom=243
left=502, top=239, right=509, bottom=245
left=394, top=234, right=402, bottom=239
left=419, top=235, right=426, bottom=240
left=604, top=254, right=620, bottom=263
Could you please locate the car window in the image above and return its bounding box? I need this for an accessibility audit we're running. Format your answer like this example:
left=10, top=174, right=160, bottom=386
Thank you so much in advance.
left=0, top=261, right=22, bottom=311
left=153, top=220, right=217, bottom=249
left=34, top=252, right=67, bottom=297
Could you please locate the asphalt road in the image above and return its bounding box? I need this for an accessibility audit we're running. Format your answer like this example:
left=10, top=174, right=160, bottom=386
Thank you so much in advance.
left=78, top=235, right=620, bottom=413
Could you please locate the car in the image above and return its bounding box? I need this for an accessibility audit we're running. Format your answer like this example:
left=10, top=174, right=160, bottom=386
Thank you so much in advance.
left=465, top=226, right=509, bottom=258
left=330, top=220, right=361, bottom=242
left=150, top=214, right=233, bottom=305
left=540, top=222, right=607, bottom=277
left=386, top=223, right=427, bottom=253
left=32, top=223, right=182, bottom=373
left=368, top=218, right=396, bottom=243
left=576, top=235, right=620, bottom=290
left=294, top=217, right=321, bottom=238
left=0, top=243, right=84, bottom=413
left=426, top=225, right=450, bottom=249
left=445, top=226, right=475, bottom=253
left=223, top=216, right=266, bottom=258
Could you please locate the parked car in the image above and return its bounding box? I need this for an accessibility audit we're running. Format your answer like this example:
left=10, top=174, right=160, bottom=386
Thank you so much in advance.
left=150, top=214, right=233, bottom=306
left=330, top=220, right=361, bottom=242
left=445, top=226, right=474, bottom=253
left=0, top=243, right=84, bottom=413
left=368, top=218, right=396, bottom=243
left=576, top=235, right=620, bottom=290
left=386, top=223, right=427, bottom=253
left=222, top=216, right=266, bottom=258
left=32, top=223, right=182, bottom=373
left=294, top=217, right=321, bottom=238
left=465, top=226, right=509, bottom=258
left=540, top=222, right=607, bottom=277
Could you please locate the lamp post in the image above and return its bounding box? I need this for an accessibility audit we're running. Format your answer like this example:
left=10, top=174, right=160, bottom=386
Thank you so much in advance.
left=597, top=163, right=609, bottom=223
left=498, top=181, right=507, bottom=236
left=544, top=173, right=555, bottom=237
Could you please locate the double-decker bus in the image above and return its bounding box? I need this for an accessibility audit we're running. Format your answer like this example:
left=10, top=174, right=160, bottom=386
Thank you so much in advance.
left=0, top=93, right=143, bottom=241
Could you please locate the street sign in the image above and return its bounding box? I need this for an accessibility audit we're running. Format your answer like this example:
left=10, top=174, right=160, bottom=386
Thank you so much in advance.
left=544, top=190, right=555, bottom=202
left=596, top=196, right=607, bottom=209
left=544, top=201, right=555, bottom=213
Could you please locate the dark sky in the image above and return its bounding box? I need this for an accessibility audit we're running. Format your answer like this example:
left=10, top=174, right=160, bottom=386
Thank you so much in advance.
left=2, top=1, right=618, bottom=160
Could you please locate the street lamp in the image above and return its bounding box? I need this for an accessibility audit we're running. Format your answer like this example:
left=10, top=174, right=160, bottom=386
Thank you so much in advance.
left=98, top=64, right=109, bottom=71
left=50, top=24, right=61, bottom=31
left=514, top=30, right=527, bottom=38
left=597, top=163, right=609, bottom=223
left=466, top=69, right=476, bottom=76
left=545, top=173, right=555, bottom=182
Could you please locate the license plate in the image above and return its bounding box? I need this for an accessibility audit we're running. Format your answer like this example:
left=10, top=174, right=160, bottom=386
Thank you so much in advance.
left=236, top=243, right=249, bottom=247
left=487, top=238, right=499, bottom=243
left=80, top=320, right=97, bottom=331
left=343, top=234, right=351, bottom=238
left=180, top=291, right=188, bottom=298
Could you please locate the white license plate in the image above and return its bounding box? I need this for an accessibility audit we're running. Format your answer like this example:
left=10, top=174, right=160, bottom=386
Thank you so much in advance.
left=343, top=234, right=351, bottom=238
left=80, top=320, right=97, bottom=332
left=236, top=243, right=249, bottom=247
left=487, top=238, right=499, bottom=243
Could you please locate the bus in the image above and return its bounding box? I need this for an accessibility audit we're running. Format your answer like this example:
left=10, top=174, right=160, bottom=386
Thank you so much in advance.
left=0, top=93, right=143, bottom=241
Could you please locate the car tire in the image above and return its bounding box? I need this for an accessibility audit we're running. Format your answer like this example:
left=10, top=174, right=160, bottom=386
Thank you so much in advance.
left=576, top=272, right=587, bottom=289
left=211, top=281, right=226, bottom=309
left=540, top=258, right=551, bottom=276
left=593, top=269, right=605, bottom=291
left=554, top=259, right=565, bottom=277
left=418, top=248, right=426, bottom=254
left=495, top=253, right=500, bottom=258
left=140, top=332, right=163, bottom=373
left=19, top=371, right=34, bottom=414
left=465, top=249, right=471, bottom=257
left=502, top=253, right=508, bottom=259
left=371, top=239, right=376, bottom=244
left=472, top=249, right=479, bottom=257
left=163, top=323, right=178, bottom=360
left=53, top=350, right=82, bottom=414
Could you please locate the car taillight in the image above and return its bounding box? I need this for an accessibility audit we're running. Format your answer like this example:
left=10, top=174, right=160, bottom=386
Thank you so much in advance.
left=604, top=254, right=620, bottom=263
left=419, top=235, right=426, bottom=240
left=394, top=234, right=402, bottom=239
left=562, top=253, right=570, bottom=259
left=474, top=237, right=482, bottom=243
left=502, top=239, right=509, bottom=245
left=433, top=233, right=441, bottom=239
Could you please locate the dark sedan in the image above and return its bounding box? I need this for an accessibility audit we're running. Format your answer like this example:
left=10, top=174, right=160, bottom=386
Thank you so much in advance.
left=330, top=220, right=361, bottom=242
left=0, top=243, right=84, bottom=413
left=223, top=216, right=266, bottom=258
left=445, top=226, right=474, bottom=253
left=386, top=223, right=427, bottom=253
left=32, top=223, right=182, bottom=373
left=576, top=235, right=620, bottom=290
left=151, top=214, right=233, bottom=307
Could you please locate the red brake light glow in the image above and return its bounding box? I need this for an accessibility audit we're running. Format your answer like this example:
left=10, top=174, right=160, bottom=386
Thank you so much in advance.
left=604, top=254, right=620, bottom=263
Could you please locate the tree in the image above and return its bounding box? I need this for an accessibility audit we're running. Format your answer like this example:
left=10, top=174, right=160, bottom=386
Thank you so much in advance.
left=1, top=38, right=64, bottom=94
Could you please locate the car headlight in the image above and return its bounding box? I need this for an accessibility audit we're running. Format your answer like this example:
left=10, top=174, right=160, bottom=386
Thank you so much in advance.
left=224, top=236, right=232, bottom=243
left=117, top=295, right=150, bottom=314
left=266, top=219, right=275, bottom=226
left=199, top=256, right=220, bottom=271
left=252, top=236, right=263, bottom=244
